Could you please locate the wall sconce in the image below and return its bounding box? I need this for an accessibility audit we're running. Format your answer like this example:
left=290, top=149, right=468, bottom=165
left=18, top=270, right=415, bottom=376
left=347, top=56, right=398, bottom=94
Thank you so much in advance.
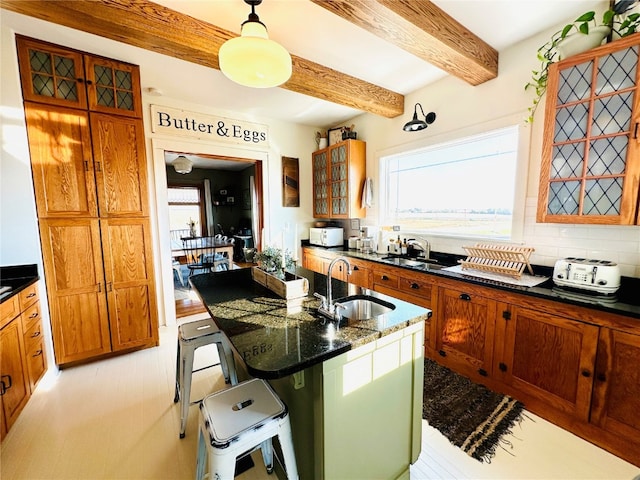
left=218, top=0, right=292, bottom=88
left=403, top=103, right=436, bottom=132
left=173, top=155, right=193, bottom=174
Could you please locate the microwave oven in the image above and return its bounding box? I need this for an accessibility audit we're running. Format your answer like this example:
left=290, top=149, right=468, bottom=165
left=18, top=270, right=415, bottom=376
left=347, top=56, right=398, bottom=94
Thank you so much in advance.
left=309, top=227, right=344, bottom=247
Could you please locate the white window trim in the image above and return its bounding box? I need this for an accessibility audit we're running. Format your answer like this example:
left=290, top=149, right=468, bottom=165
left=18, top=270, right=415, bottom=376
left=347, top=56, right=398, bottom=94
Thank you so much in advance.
left=377, top=113, right=530, bottom=244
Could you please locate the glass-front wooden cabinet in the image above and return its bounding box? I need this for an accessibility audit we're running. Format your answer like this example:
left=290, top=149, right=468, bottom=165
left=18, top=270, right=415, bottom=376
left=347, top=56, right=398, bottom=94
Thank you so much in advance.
left=17, top=35, right=141, bottom=118
left=537, top=34, right=640, bottom=224
left=312, top=139, right=366, bottom=219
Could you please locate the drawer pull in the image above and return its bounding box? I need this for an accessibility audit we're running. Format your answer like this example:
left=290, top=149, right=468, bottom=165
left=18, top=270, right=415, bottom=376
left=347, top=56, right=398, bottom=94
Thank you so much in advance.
left=410, top=282, right=419, bottom=289
left=459, top=293, right=471, bottom=301
left=438, top=350, right=446, bottom=357
left=31, top=330, right=41, bottom=338
left=27, top=292, right=36, bottom=298
left=581, top=370, right=591, bottom=378
left=478, top=368, right=488, bottom=377
left=29, top=312, right=39, bottom=319
left=33, top=349, right=43, bottom=357
left=596, top=373, right=606, bottom=382
left=381, top=275, right=389, bottom=281
left=352, top=266, right=359, bottom=271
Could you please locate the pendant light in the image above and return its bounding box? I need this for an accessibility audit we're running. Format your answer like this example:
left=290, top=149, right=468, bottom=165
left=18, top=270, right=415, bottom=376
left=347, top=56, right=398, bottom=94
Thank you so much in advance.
left=219, top=0, right=292, bottom=88
left=173, top=155, right=193, bottom=174
left=403, top=103, right=437, bottom=132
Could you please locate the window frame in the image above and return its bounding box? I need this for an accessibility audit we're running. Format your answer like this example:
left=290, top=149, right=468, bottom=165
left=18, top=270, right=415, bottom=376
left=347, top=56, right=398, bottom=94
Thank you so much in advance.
left=378, top=116, right=530, bottom=243
left=167, top=182, right=206, bottom=237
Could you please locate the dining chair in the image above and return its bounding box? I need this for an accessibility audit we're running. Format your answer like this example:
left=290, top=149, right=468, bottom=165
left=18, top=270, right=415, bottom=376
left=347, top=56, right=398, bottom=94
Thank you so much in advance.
left=182, top=236, right=229, bottom=278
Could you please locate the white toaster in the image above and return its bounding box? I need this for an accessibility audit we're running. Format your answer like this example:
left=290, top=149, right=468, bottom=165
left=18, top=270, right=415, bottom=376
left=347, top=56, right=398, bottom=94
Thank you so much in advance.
left=552, top=257, right=621, bottom=294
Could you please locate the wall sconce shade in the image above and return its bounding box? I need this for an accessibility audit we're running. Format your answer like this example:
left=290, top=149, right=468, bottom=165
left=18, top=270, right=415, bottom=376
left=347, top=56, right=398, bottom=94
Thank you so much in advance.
left=219, top=0, right=292, bottom=88
left=403, top=103, right=436, bottom=132
left=173, top=155, right=193, bottom=174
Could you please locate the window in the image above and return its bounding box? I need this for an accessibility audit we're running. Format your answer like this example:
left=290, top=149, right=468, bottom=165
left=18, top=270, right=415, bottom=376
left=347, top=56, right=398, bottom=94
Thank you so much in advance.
left=168, top=185, right=204, bottom=236
left=382, top=126, right=520, bottom=240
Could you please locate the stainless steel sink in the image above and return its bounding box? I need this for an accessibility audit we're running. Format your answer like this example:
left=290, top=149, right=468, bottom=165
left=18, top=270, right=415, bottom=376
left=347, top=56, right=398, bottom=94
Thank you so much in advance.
left=332, top=295, right=395, bottom=320
left=380, top=256, right=440, bottom=269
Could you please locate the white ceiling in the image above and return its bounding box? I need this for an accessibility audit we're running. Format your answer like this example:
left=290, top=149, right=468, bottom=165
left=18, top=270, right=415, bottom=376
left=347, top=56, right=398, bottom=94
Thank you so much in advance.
left=148, top=0, right=604, bottom=129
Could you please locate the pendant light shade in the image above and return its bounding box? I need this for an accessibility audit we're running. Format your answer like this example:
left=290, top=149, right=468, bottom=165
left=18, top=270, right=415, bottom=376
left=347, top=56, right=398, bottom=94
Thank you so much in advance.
left=403, top=103, right=436, bottom=132
left=173, top=155, right=193, bottom=174
left=219, top=0, right=292, bottom=88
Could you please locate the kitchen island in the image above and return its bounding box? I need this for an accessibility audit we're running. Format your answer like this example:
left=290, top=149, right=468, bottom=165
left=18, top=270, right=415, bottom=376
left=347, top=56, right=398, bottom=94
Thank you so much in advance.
left=190, top=266, right=431, bottom=480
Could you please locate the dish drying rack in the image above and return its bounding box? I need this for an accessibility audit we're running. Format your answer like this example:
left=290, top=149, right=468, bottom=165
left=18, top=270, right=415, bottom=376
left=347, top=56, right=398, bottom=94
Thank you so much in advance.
left=460, top=244, right=535, bottom=279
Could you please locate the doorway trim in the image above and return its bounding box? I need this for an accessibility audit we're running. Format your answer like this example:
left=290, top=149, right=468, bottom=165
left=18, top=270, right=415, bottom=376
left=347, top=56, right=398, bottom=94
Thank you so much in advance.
left=151, top=137, right=270, bottom=326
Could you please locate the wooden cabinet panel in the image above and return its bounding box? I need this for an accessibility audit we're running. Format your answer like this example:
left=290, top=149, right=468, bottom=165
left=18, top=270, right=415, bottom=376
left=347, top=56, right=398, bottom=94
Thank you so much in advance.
left=90, top=113, right=148, bottom=217
left=591, top=329, right=640, bottom=440
left=100, top=218, right=158, bottom=351
left=0, top=296, right=20, bottom=330
left=372, top=268, right=399, bottom=290
left=0, top=320, right=29, bottom=438
left=347, top=259, right=371, bottom=289
left=39, top=218, right=111, bottom=364
left=24, top=103, right=97, bottom=218
left=499, top=306, right=598, bottom=420
left=16, top=36, right=88, bottom=110
left=302, top=251, right=326, bottom=275
left=435, top=287, right=496, bottom=379
left=18, top=283, right=39, bottom=311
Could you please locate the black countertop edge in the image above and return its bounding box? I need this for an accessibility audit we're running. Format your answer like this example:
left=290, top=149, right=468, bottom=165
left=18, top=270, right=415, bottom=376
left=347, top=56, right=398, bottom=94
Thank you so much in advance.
left=189, top=267, right=431, bottom=379
left=0, top=264, right=39, bottom=304
left=302, top=244, right=640, bottom=320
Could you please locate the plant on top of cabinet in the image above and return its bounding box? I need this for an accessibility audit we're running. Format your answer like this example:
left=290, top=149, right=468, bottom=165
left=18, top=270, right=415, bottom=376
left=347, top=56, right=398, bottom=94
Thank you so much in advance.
left=525, top=3, right=640, bottom=123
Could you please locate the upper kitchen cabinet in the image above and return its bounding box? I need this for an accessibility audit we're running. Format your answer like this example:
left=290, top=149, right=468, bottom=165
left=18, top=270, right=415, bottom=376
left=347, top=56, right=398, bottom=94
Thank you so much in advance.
left=16, top=36, right=142, bottom=118
left=538, top=34, right=640, bottom=225
left=312, top=139, right=366, bottom=219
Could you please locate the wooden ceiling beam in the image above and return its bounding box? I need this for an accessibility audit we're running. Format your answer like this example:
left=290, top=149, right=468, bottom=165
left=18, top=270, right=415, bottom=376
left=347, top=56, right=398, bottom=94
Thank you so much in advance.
left=310, top=0, right=499, bottom=86
left=1, top=0, right=405, bottom=118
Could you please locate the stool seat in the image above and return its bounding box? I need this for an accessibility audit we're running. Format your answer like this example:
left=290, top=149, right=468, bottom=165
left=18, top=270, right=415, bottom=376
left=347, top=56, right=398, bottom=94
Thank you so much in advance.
left=174, top=318, right=238, bottom=438
left=196, top=378, right=298, bottom=479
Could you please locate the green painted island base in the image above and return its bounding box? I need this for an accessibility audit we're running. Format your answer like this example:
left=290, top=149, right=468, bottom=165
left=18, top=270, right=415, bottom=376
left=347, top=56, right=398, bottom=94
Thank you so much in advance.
left=270, top=321, right=425, bottom=479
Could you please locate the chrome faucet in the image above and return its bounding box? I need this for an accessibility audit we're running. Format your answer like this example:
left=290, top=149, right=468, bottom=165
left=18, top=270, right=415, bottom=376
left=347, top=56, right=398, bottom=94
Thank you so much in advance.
left=407, top=237, right=430, bottom=259
left=315, top=257, right=352, bottom=319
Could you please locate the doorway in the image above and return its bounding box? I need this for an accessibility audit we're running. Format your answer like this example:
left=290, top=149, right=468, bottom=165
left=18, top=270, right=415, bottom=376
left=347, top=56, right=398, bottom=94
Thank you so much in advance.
left=164, top=151, right=264, bottom=318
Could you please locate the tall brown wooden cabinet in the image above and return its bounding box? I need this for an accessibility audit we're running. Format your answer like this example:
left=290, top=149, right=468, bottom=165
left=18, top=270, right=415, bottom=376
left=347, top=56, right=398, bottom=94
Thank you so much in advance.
left=16, top=35, right=158, bottom=366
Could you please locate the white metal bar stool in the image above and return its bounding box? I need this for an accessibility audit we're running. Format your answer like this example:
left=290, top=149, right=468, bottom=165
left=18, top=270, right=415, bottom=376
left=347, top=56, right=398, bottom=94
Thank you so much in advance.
left=195, top=378, right=299, bottom=480
left=174, top=318, right=238, bottom=438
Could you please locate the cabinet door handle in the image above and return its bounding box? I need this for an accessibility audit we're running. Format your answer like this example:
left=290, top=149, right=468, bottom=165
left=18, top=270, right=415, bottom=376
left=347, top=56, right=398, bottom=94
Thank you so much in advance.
left=410, top=282, right=419, bottom=289
left=84, top=160, right=90, bottom=171
left=31, top=330, right=41, bottom=338
left=459, top=293, right=471, bottom=301
left=107, top=282, right=113, bottom=292
left=499, top=362, right=508, bottom=372
left=76, top=77, right=85, bottom=83
left=97, top=283, right=102, bottom=292
left=95, top=161, right=101, bottom=172
left=0, top=380, right=5, bottom=396
left=1, top=375, right=12, bottom=389
left=381, top=275, right=389, bottom=281
left=581, top=370, right=591, bottom=378
left=634, top=122, right=639, bottom=139
left=478, top=368, right=488, bottom=377
left=29, top=312, right=39, bottom=319
left=33, top=349, right=43, bottom=357
left=596, top=373, right=606, bottom=382
left=352, top=266, right=359, bottom=271
left=27, top=292, right=36, bottom=298
left=438, top=350, right=446, bottom=357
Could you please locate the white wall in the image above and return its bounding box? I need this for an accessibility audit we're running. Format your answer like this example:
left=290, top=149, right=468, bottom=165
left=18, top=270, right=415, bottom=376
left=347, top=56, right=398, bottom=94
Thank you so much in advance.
left=351, top=13, right=640, bottom=278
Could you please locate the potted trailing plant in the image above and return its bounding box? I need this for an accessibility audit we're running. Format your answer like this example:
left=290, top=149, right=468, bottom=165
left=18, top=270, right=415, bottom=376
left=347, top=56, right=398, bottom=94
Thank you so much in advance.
left=525, top=2, right=640, bottom=123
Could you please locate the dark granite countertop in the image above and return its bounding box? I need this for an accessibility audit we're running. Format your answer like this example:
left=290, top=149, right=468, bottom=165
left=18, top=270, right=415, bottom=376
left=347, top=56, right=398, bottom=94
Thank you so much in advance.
left=189, top=266, right=431, bottom=379
left=0, top=264, right=39, bottom=304
left=303, top=244, right=640, bottom=320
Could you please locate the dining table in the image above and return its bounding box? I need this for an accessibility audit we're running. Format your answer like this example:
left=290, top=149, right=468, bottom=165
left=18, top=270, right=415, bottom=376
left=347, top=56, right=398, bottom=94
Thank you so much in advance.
left=172, top=237, right=235, bottom=271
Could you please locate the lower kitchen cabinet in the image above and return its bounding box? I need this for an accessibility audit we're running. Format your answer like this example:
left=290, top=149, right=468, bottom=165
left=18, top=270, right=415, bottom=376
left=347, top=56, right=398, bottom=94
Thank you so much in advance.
left=433, top=286, right=496, bottom=379
left=495, top=305, right=599, bottom=420
left=590, top=329, right=640, bottom=442
left=0, top=319, right=29, bottom=440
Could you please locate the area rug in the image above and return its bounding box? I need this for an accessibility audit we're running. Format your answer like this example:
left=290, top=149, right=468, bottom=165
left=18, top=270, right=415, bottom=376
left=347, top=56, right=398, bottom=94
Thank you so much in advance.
left=422, top=358, right=525, bottom=462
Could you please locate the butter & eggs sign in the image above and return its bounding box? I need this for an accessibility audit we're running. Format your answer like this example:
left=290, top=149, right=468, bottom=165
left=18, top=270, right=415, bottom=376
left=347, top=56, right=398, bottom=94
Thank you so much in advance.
left=150, top=105, right=269, bottom=147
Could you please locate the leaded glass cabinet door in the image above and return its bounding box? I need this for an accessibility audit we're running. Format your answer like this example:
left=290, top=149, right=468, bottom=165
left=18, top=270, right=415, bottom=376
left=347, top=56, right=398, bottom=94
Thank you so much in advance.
left=538, top=35, right=640, bottom=224
left=313, top=150, right=329, bottom=218
left=84, top=56, right=142, bottom=118
left=16, top=36, right=88, bottom=110
left=330, top=143, right=349, bottom=217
